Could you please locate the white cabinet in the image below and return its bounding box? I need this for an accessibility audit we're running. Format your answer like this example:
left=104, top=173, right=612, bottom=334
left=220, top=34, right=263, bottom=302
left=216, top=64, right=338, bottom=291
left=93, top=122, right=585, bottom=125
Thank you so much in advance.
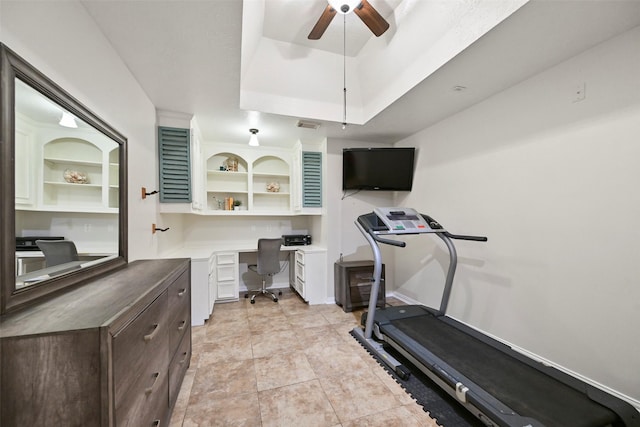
left=190, top=252, right=216, bottom=326
left=292, top=249, right=326, bottom=304
left=15, top=126, right=34, bottom=207
left=215, top=252, right=239, bottom=302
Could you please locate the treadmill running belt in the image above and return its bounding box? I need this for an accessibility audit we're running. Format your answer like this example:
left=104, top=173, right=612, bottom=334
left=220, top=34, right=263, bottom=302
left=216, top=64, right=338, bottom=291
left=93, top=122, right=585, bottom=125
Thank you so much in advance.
left=391, top=315, right=616, bottom=427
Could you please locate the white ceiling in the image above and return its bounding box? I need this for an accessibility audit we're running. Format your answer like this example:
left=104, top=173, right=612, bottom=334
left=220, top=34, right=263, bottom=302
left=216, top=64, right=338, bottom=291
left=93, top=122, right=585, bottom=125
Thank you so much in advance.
left=81, top=0, right=640, bottom=148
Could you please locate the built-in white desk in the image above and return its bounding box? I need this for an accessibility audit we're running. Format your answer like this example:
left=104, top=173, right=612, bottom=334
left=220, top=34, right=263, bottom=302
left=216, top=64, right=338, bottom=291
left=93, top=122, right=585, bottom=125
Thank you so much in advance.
left=15, top=250, right=117, bottom=276
left=163, top=242, right=327, bottom=325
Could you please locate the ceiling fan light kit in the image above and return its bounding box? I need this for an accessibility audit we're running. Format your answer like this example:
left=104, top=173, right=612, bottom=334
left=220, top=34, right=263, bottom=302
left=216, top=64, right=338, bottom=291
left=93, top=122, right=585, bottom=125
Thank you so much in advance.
left=328, top=0, right=361, bottom=14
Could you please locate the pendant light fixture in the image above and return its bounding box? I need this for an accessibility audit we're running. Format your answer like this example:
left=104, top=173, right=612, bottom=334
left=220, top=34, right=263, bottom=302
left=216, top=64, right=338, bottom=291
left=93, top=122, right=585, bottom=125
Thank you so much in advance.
left=59, top=111, right=78, bottom=128
left=248, top=128, right=259, bottom=146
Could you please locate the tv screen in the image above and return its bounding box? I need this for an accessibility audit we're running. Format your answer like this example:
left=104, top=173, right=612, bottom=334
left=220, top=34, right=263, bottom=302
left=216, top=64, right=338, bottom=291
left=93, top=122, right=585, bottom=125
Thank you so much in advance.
left=342, top=147, right=415, bottom=191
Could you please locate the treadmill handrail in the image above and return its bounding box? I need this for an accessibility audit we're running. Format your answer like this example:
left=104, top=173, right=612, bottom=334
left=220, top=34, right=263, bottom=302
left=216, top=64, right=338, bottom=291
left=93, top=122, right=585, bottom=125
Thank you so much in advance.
left=421, top=214, right=488, bottom=242
left=372, top=234, right=406, bottom=247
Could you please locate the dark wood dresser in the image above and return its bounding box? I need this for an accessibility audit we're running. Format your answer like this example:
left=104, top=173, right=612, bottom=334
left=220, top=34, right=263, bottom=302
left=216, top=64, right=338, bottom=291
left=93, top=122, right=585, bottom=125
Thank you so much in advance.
left=0, top=258, right=191, bottom=426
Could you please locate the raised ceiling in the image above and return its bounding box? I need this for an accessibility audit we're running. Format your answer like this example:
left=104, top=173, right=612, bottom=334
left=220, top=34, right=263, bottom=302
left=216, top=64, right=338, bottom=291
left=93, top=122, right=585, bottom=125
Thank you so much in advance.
left=81, top=0, right=640, bottom=147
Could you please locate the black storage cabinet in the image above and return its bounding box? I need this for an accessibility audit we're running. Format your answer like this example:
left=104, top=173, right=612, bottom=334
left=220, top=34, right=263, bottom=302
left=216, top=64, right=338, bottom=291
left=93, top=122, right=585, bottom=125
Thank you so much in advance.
left=334, top=260, right=385, bottom=312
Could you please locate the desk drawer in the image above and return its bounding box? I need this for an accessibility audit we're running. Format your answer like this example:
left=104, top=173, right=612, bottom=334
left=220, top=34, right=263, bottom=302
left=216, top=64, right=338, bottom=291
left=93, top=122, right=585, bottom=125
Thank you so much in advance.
left=216, top=264, right=236, bottom=281
left=217, top=281, right=236, bottom=299
left=295, top=261, right=305, bottom=282
left=113, top=292, right=169, bottom=405
left=216, top=252, right=236, bottom=265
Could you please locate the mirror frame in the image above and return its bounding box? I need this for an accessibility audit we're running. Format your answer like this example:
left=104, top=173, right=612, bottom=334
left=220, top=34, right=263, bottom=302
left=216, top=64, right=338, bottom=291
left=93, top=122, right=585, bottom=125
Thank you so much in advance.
left=1, top=43, right=128, bottom=314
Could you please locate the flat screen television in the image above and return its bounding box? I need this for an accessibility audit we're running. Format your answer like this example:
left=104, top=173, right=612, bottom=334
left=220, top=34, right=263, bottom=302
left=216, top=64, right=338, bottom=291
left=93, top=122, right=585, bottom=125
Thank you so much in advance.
left=342, top=147, right=415, bottom=191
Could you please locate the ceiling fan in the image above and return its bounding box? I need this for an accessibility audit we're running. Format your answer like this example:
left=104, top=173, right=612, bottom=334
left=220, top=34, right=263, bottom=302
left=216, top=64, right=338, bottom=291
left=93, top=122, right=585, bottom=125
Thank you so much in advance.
left=308, top=0, right=390, bottom=40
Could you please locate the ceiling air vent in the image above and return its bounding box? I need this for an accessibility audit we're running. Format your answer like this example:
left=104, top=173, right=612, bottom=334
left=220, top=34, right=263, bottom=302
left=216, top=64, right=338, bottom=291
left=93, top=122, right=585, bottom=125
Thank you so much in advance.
left=297, top=120, right=321, bottom=130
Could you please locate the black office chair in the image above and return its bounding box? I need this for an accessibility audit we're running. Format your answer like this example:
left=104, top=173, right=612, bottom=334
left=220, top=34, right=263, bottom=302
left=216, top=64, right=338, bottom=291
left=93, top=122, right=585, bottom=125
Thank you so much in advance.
left=36, top=240, right=79, bottom=267
left=245, top=238, right=283, bottom=304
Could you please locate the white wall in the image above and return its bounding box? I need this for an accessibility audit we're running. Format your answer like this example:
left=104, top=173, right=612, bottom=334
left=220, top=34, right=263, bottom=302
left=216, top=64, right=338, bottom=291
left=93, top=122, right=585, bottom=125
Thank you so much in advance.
left=326, top=138, right=398, bottom=297
left=1, top=0, right=160, bottom=261
left=394, top=26, right=640, bottom=405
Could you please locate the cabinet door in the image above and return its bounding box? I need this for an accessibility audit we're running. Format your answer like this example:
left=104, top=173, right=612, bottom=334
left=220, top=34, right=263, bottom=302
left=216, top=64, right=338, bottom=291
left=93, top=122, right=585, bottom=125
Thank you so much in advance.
left=301, top=151, right=322, bottom=208
left=190, top=259, right=209, bottom=326
left=208, top=253, right=217, bottom=312
left=158, top=126, right=191, bottom=203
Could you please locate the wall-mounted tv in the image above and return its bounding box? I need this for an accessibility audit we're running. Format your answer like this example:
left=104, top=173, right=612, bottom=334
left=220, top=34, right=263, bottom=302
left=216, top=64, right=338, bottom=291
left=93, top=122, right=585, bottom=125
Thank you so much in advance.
left=342, top=147, right=416, bottom=191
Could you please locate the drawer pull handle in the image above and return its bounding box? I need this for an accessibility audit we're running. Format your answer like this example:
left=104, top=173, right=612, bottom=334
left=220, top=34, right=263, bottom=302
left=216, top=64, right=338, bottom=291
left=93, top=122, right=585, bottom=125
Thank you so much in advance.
left=177, top=320, right=186, bottom=331
left=178, top=289, right=186, bottom=297
left=145, top=372, right=160, bottom=395
left=144, top=323, right=159, bottom=342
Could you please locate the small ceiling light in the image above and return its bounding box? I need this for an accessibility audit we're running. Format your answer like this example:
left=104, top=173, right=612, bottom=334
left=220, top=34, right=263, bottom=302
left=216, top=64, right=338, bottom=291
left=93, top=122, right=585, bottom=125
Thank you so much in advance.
left=328, top=0, right=360, bottom=14
left=248, top=128, right=259, bottom=147
left=59, top=111, right=78, bottom=128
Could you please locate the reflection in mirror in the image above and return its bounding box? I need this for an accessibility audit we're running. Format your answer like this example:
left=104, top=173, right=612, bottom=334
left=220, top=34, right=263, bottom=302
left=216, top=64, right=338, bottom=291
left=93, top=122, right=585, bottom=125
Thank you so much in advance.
left=14, top=79, right=120, bottom=289
left=1, top=43, right=127, bottom=314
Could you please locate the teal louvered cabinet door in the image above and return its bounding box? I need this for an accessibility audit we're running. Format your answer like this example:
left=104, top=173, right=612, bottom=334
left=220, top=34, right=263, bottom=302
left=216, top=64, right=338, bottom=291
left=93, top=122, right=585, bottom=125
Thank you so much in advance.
left=301, top=151, right=322, bottom=207
left=158, top=126, right=192, bottom=203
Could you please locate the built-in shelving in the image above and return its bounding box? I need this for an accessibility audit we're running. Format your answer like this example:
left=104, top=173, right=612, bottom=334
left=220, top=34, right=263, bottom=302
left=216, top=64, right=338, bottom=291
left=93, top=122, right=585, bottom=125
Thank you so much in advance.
left=41, top=139, right=115, bottom=211
left=203, top=151, right=292, bottom=214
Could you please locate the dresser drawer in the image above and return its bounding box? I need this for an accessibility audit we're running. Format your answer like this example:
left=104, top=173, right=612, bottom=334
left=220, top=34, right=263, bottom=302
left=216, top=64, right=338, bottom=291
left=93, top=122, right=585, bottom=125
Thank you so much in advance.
left=167, top=270, right=190, bottom=316
left=169, top=331, right=192, bottom=406
left=113, top=291, right=169, bottom=405
left=168, top=270, right=190, bottom=350
left=116, top=369, right=170, bottom=427
left=169, top=301, right=190, bottom=352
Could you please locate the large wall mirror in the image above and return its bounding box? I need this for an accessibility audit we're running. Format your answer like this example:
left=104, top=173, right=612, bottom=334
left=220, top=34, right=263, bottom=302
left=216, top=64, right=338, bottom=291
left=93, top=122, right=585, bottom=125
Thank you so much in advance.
left=1, top=43, right=128, bottom=314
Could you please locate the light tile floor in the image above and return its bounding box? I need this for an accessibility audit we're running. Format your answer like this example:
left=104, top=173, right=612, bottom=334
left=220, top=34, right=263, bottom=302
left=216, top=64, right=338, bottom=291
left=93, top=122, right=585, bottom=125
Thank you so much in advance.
left=169, top=289, right=440, bottom=427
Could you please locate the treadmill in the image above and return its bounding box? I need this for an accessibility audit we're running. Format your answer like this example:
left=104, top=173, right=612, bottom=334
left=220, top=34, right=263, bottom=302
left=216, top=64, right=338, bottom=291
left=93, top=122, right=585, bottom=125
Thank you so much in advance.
left=352, top=207, right=640, bottom=427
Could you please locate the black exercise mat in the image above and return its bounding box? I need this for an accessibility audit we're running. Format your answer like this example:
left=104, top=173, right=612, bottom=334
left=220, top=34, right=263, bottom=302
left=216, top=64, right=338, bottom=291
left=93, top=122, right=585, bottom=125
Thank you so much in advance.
left=350, top=329, right=483, bottom=427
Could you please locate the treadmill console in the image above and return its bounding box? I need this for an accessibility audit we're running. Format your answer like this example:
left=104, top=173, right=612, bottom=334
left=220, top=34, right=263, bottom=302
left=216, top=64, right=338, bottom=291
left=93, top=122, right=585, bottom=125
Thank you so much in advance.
left=373, top=207, right=438, bottom=234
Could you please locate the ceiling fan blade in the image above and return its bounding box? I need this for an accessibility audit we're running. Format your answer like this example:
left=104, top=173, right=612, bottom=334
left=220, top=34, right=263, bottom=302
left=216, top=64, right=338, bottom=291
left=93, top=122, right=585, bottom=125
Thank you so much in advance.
left=308, top=4, right=337, bottom=40
left=354, top=0, right=390, bottom=37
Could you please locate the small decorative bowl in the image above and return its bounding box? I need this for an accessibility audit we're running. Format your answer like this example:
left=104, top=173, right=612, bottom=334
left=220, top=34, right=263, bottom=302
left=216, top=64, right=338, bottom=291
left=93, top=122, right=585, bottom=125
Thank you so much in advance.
left=266, top=182, right=280, bottom=192
left=63, top=169, right=89, bottom=184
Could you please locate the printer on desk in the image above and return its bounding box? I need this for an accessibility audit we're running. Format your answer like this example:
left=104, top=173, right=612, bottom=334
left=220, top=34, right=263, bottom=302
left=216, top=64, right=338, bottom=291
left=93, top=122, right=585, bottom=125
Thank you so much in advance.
left=16, top=236, right=65, bottom=251
left=282, top=234, right=312, bottom=246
